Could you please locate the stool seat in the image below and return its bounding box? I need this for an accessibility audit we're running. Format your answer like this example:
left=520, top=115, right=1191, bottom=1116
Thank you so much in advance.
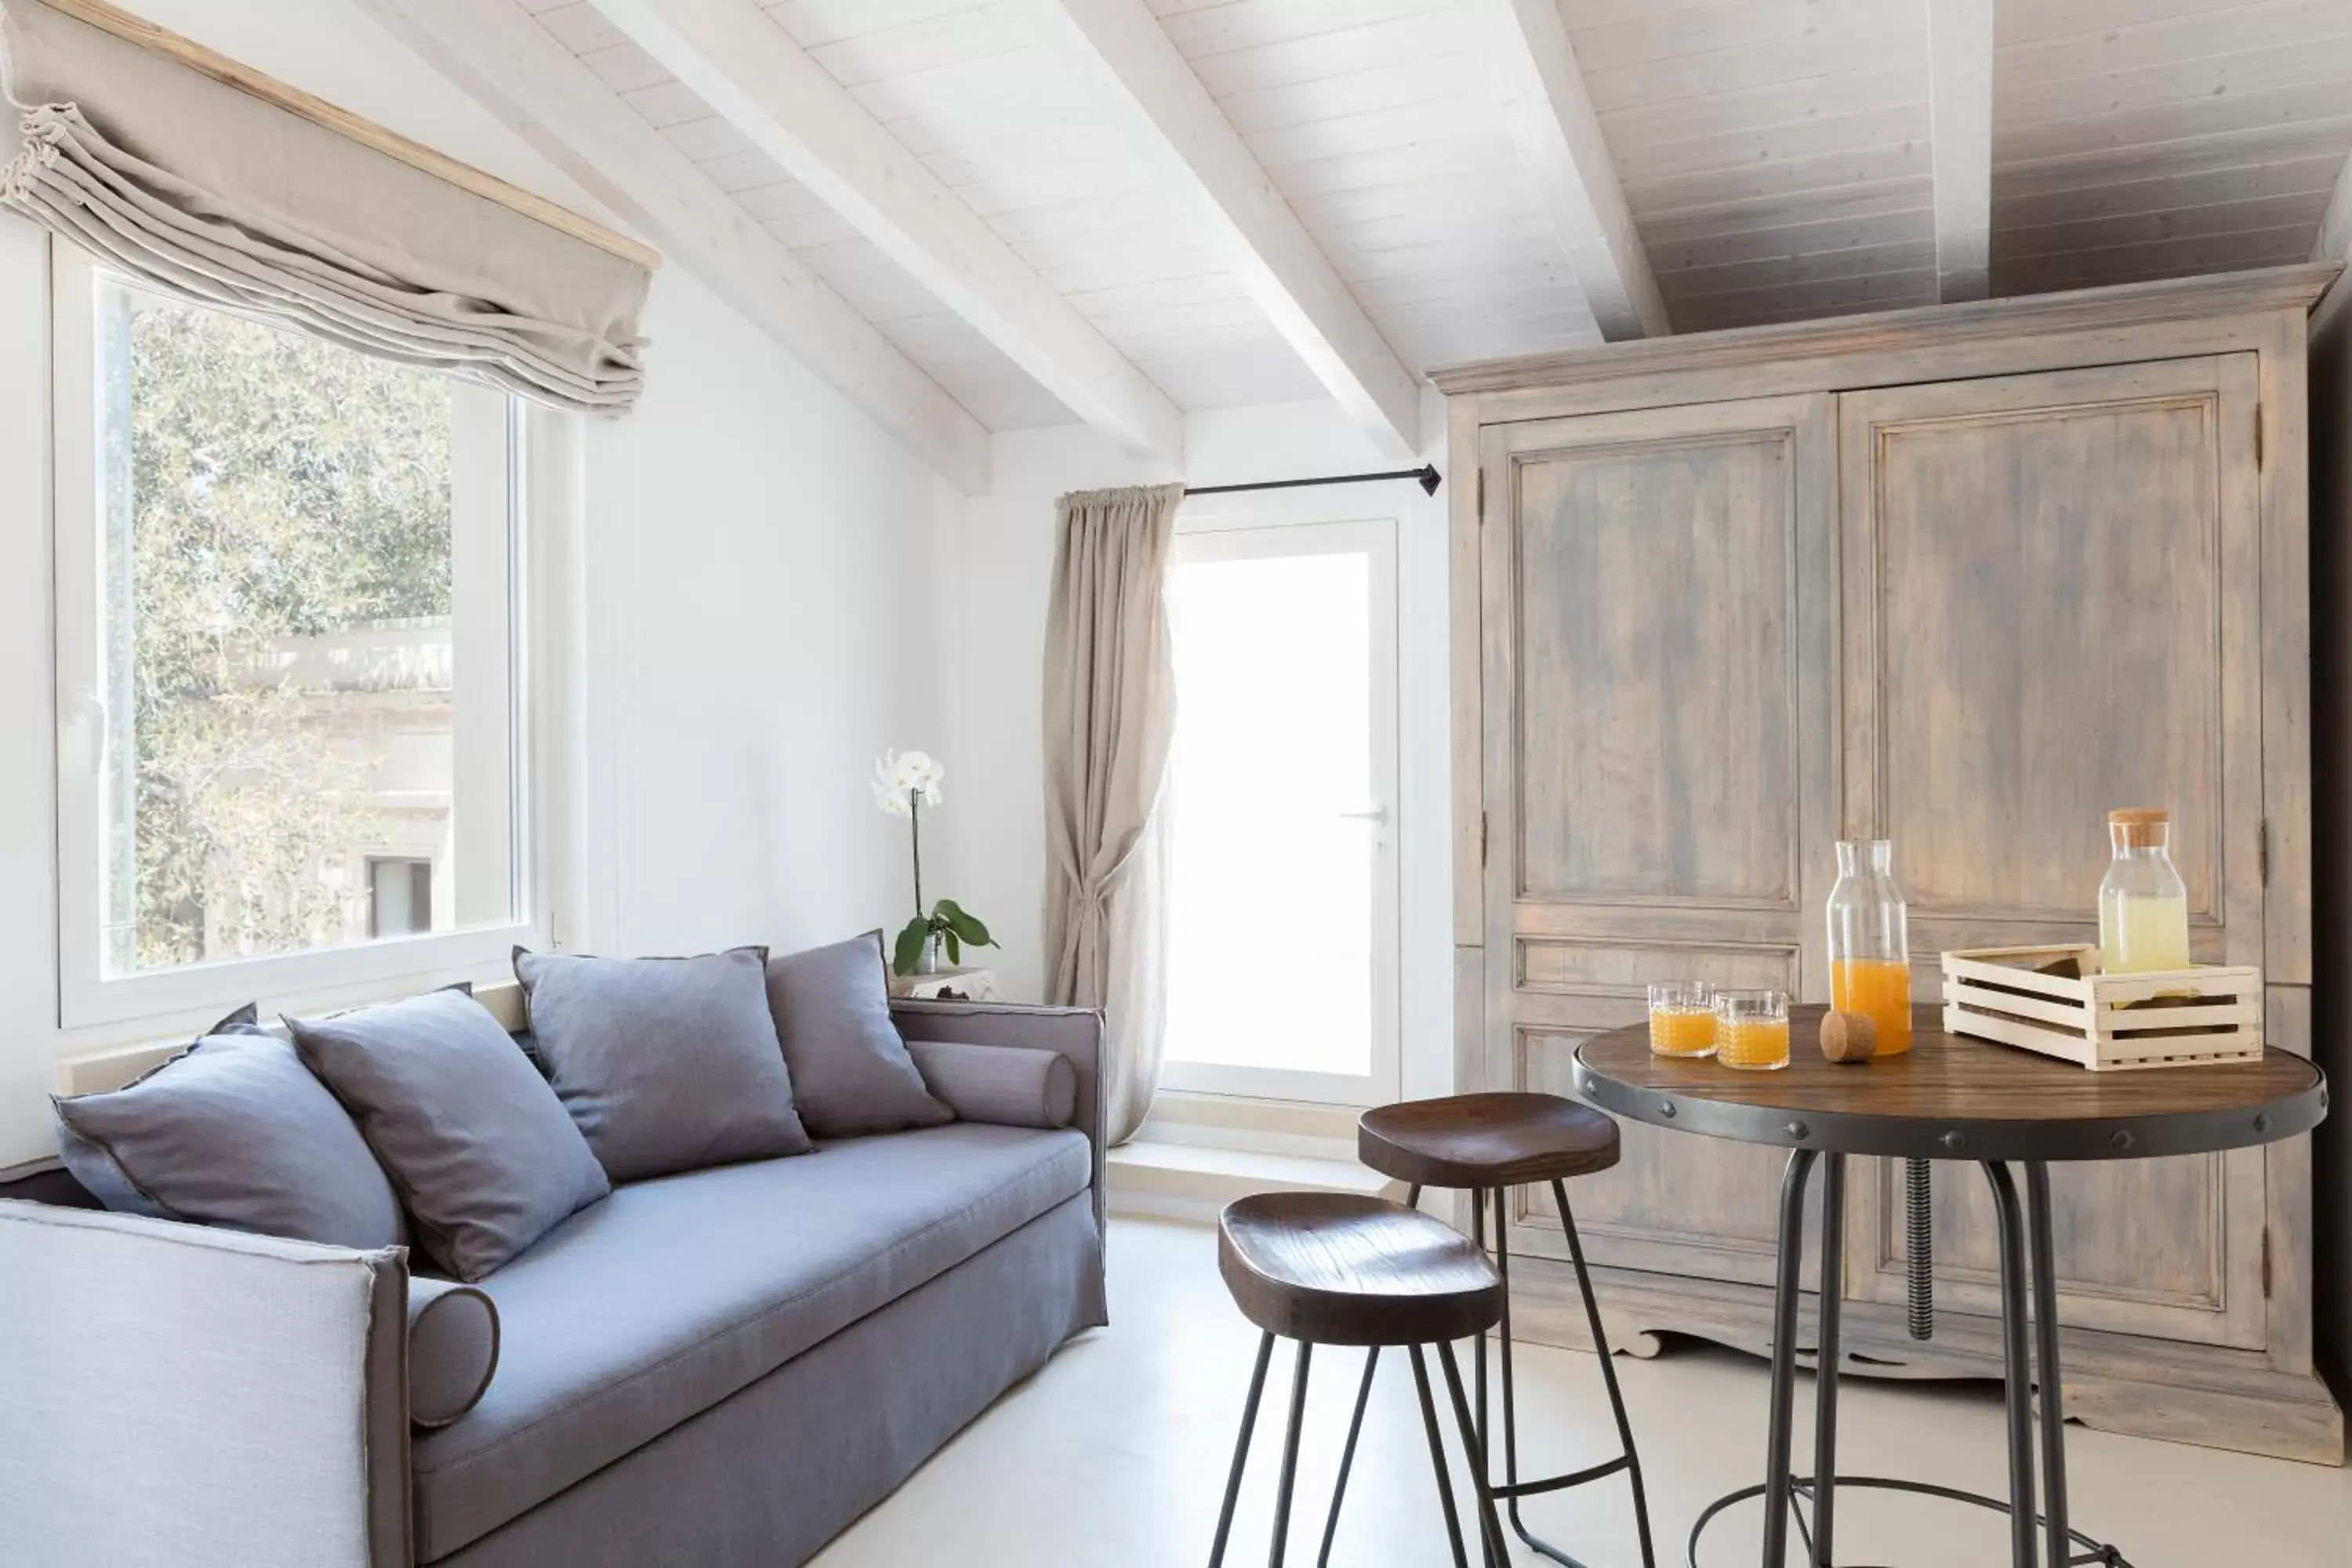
left=1218, top=1192, right=1501, bottom=1348
left=1359, top=1091, right=1621, bottom=1189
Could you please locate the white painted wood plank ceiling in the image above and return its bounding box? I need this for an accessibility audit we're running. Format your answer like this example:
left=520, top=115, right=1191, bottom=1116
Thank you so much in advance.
left=468, top=0, right=2352, bottom=471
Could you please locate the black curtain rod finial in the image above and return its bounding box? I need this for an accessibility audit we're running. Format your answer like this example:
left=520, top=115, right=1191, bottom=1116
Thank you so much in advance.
left=1183, top=463, right=1441, bottom=499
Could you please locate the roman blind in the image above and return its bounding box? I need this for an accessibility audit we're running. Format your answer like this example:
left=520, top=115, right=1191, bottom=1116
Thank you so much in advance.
left=0, top=0, right=654, bottom=413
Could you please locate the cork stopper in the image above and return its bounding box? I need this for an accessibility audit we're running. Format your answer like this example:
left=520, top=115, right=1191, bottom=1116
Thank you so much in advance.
left=1820, top=1010, right=1877, bottom=1064
left=2108, top=808, right=2171, bottom=850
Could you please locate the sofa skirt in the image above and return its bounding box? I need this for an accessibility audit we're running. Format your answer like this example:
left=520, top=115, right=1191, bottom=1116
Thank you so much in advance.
left=433, top=1190, right=1106, bottom=1567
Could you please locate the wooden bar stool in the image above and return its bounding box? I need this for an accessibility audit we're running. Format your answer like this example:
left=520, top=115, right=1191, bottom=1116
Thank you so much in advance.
left=1210, top=1192, right=1508, bottom=1568
left=1343, top=1093, right=1657, bottom=1568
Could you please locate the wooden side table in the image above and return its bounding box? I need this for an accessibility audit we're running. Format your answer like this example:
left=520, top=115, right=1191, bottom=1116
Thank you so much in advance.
left=886, top=966, right=1000, bottom=1002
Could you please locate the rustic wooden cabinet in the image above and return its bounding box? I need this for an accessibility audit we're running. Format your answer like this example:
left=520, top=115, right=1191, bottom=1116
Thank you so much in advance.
left=1435, top=267, right=2343, bottom=1463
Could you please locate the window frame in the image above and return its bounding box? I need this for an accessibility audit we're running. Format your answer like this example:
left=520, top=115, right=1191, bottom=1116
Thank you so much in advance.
left=1156, top=507, right=1403, bottom=1109
left=49, top=238, right=555, bottom=1029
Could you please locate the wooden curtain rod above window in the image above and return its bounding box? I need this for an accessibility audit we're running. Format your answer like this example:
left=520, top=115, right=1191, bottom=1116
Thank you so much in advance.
left=40, top=0, right=662, bottom=272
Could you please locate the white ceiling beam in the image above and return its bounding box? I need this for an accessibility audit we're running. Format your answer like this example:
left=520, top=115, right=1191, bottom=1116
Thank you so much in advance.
left=1456, top=0, right=1668, bottom=341
left=1927, top=0, right=1994, bottom=302
left=1035, top=0, right=1421, bottom=458
left=2313, top=147, right=2352, bottom=263
left=588, top=0, right=1185, bottom=469
left=354, top=0, right=993, bottom=494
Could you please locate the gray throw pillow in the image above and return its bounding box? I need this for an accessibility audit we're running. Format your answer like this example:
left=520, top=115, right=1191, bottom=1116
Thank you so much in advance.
left=52, top=1031, right=406, bottom=1249
left=766, top=933, right=953, bottom=1138
left=289, top=988, right=610, bottom=1281
left=513, top=946, right=811, bottom=1181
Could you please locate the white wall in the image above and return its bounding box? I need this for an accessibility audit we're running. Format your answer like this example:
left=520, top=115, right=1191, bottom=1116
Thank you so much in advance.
left=0, top=0, right=960, bottom=1167
left=943, top=392, right=1457, bottom=1102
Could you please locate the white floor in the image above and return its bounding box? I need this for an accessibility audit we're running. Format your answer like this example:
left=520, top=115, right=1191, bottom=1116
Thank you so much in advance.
left=813, top=1218, right=2352, bottom=1567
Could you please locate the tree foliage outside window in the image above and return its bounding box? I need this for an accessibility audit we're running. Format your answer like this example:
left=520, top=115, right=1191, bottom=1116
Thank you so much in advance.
left=110, top=285, right=457, bottom=969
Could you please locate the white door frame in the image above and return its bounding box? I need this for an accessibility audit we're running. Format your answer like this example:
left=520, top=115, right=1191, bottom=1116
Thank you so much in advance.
left=1158, top=508, right=1402, bottom=1108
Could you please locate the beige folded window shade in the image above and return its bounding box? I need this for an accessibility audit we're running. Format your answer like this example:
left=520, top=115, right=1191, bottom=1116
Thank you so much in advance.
left=0, top=0, right=654, bottom=413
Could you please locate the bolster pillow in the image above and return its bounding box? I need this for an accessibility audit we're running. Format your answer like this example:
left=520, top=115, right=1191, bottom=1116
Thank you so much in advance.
left=408, top=1276, right=500, bottom=1428
left=906, top=1041, right=1076, bottom=1130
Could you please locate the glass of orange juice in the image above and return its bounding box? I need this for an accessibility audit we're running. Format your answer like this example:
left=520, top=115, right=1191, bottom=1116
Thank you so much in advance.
left=1647, top=981, right=1715, bottom=1058
left=1715, top=989, right=1791, bottom=1071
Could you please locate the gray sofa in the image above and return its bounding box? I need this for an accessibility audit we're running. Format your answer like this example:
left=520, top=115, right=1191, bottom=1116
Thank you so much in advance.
left=0, top=998, right=1109, bottom=1568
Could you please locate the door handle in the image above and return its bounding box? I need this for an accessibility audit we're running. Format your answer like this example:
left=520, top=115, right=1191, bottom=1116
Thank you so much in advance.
left=1337, top=808, right=1388, bottom=824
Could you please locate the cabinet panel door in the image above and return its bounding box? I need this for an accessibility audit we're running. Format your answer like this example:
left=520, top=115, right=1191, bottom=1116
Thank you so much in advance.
left=1483, top=396, right=1835, bottom=1283
left=1838, top=358, right=2267, bottom=1348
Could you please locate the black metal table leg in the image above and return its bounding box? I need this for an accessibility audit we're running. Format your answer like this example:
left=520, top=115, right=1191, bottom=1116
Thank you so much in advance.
left=1984, top=1163, right=2039, bottom=1568
left=1270, top=1341, right=1315, bottom=1568
left=1761, top=1148, right=1818, bottom=1568
left=1210, top=1332, right=1276, bottom=1568
left=2024, top=1163, right=2070, bottom=1568
left=1812, top=1153, right=1846, bottom=1567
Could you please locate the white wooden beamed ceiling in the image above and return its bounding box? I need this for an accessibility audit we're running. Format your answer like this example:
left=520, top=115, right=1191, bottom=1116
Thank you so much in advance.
left=476, top=0, right=2352, bottom=471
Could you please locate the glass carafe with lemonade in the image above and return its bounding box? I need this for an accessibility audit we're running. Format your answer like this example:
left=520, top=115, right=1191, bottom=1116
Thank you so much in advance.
left=2099, top=808, right=2190, bottom=973
left=1828, top=838, right=1912, bottom=1055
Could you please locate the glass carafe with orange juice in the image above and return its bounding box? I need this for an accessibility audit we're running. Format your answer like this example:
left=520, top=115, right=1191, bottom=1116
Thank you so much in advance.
left=1828, top=838, right=1912, bottom=1055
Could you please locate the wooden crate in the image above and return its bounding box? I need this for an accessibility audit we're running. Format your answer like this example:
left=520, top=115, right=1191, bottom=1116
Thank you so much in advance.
left=1940, top=945, right=2263, bottom=1071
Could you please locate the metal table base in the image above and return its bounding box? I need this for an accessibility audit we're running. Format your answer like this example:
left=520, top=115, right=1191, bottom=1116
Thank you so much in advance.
left=1686, top=1150, right=2135, bottom=1568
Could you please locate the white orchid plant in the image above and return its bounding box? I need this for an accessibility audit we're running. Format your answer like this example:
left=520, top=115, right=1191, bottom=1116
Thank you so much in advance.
left=872, top=749, right=996, bottom=976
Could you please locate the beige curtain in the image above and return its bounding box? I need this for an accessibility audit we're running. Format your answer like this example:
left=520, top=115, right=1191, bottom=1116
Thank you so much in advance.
left=1042, top=482, right=1185, bottom=1145
left=0, top=0, right=650, bottom=413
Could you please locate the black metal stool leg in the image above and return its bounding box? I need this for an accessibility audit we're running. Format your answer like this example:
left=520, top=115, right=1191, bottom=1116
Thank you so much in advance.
left=1984, top=1163, right=2039, bottom=1568
left=1438, top=1338, right=1513, bottom=1568
left=1319, top=1182, right=1425, bottom=1566
left=1269, top=1341, right=1315, bottom=1568
left=2024, top=1163, right=2069, bottom=1568
left=1316, top=1347, right=1380, bottom=1568
left=1762, top=1148, right=1818, bottom=1568
left=1490, top=1186, right=1533, bottom=1553
left=1412, top=1344, right=1473, bottom=1568
left=1550, top=1177, right=1659, bottom=1568
left=1811, top=1153, right=1846, bottom=1567
left=1210, top=1332, right=1276, bottom=1568
left=1470, top=1189, right=1494, bottom=1567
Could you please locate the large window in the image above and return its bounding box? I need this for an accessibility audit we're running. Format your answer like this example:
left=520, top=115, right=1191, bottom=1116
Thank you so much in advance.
left=1160, top=515, right=1400, bottom=1105
left=53, top=242, right=533, bottom=1025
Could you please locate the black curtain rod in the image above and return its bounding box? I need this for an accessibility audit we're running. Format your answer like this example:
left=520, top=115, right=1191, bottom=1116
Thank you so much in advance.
left=1184, top=463, right=1440, bottom=498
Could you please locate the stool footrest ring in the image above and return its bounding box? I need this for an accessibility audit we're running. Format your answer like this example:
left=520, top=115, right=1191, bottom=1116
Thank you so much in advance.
left=1686, top=1473, right=2133, bottom=1568
left=1490, top=1453, right=1633, bottom=1500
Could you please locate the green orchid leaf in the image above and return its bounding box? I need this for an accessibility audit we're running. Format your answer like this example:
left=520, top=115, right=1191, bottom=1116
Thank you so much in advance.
left=891, top=917, right=930, bottom=977
left=943, top=928, right=961, bottom=964
left=934, top=898, right=996, bottom=947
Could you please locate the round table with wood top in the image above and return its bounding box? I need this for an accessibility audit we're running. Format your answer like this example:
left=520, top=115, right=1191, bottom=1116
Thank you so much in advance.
left=1574, top=1004, right=2326, bottom=1568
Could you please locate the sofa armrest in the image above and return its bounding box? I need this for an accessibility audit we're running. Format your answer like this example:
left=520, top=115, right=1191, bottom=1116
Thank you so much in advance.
left=892, top=1000, right=1108, bottom=1236
left=0, top=1200, right=410, bottom=1566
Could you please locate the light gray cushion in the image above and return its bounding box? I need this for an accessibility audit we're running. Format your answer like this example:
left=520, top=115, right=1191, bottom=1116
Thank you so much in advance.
left=765, top=934, right=952, bottom=1137
left=409, top=1277, right=501, bottom=1429
left=513, top=947, right=811, bottom=1181
left=52, top=1031, right=405, bottom=1250
left=907, top=1040, right=1076, bottom=1129
left=411, top=1123, right=1091, bottom=1559
left=289, top=989, right=611, bottom=1282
